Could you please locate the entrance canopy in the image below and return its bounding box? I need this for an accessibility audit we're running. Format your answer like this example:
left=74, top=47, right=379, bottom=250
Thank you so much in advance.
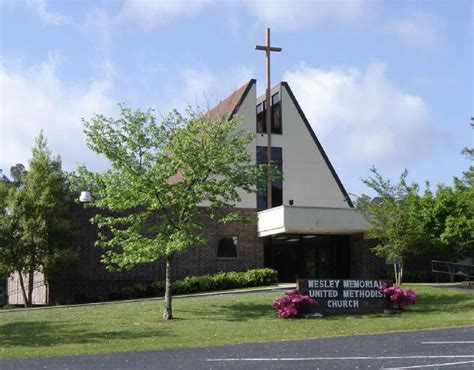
left=257, top=205, right=369, bottom=237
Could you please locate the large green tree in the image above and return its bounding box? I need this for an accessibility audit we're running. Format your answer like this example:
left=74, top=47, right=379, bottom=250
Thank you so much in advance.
left=356, top=168, right=425, bottom=285
left=420, top=179, right=473, bottom=263
left=419, top=119, right=474, bottom=265
left=83, top=106, right=270, bottom=320
left=461, top=118, right=473, bottom=186
left=0, top=134, right=75, bottom=307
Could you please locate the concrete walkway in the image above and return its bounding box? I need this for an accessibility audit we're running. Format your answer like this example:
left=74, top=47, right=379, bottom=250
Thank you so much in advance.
left=2, top=282, right=471, bottom=314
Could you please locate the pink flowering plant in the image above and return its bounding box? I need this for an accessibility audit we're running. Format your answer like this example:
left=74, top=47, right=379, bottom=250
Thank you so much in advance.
left=379, top=283, right=417, bottom=310
left=272, top=290, right=317, bottom=318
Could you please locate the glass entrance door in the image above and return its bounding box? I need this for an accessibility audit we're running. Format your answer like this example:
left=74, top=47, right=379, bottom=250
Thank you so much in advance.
left=264, top=235, right=351, bottom=282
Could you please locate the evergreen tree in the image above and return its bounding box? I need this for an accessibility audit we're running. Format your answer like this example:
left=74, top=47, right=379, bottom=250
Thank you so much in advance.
left=0, top=133, right=75, bottom=307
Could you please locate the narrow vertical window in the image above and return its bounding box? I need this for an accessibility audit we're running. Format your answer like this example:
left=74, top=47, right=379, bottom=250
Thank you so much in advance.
left=256, top=102, right=266, bottom=133
left=256, top=146, right=283, bottom=210
left=271, top=92, right=282, bottom=134
left=256, top=92, right=282, bottom=134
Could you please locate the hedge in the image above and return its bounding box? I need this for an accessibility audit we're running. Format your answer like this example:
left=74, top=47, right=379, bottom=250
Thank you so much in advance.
left=109, top=268, right=278, bottom=301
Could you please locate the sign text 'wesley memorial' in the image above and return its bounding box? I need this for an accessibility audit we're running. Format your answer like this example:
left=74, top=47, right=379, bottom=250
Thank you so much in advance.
left=297, top=279, right=390, bottom=315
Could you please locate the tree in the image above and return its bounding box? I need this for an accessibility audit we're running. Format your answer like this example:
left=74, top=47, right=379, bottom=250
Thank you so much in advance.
left=0, top=133, right=75, bottom=307
left=0, top=169, right=10, bottom=185
left=356, top=168, right=425, bottom=286
left=461, top=118, right=473, bottom=186
left=420, top=178, right=473, bottom=263
left=83, top=106, right=271, bottom=320
left=9, top=164, right=27, bottom=186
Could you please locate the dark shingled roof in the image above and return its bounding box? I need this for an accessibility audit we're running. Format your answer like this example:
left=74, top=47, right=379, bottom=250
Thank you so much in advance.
left=208, top=79, right=256, bottom=120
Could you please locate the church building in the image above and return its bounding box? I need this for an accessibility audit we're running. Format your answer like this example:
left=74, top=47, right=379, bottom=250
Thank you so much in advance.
left=8, top=79, right=387, bottom=305
left=209, top=78, right=377, bottom=282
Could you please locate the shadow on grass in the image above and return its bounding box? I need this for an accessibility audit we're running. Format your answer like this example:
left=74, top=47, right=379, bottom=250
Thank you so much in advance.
left=216, top=302, right=273, bottom=321
left=409, top=291, right=474, bottom=313
left=0, top=320, right=172, bottom=348
left=178, top=301, right=273, bottom=322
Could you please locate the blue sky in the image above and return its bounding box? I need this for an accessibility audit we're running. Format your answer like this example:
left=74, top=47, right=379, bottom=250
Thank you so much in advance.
left=1, top=0, right=472, bottom=196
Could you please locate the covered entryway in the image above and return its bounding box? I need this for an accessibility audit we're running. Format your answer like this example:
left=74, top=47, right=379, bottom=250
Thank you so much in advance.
left=258, top=205, right=369, bottom=282
left=264, top=234, right=351, bottom=282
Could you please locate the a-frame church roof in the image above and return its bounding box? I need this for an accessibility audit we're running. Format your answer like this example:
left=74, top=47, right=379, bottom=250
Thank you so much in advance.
left=210, top=79, right=353, bottom=208
left=209, top=79, right=256, bottom=120
left=279, top=82, right=354, bottom=208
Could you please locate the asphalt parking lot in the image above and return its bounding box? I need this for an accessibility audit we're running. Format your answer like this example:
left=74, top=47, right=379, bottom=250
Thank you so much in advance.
left=1, top=326, right=473, bottom=369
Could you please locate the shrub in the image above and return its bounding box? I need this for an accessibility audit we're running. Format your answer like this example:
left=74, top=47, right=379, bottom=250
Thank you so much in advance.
left=272, top=290, right=317, bottom=318
left=243, top=268, right=278, bottom=286
left=379, top=283, right=417, bottom=309
left=117, top=268, right=278, bottom=300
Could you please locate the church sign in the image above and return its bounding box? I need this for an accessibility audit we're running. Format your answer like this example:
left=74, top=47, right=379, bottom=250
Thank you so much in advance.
left=297, top=279, right=390, bottom=315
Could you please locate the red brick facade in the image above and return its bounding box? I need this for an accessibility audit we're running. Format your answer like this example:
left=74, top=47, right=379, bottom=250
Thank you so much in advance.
left=45, top=204, right=397, bottom=304
left=48, top=203, right=263, bottom=304
left=350, top=235, right=387, bottom=279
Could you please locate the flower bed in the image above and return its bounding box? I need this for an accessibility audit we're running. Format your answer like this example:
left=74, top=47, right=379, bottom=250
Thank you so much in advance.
left=379, top=283, right=417, bottom=309
left=272, top=290, right=317, bottom=318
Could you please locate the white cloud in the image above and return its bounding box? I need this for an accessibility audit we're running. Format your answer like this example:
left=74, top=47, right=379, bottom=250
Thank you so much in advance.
left=0, top=56, right=117, bottom=172
left=246, top=0, right=369, bottom=28
left=120, top=0, right=209, bottom=25
left=284, top=62, right=434, bottom=164
left=384, top=13, right=441, bottom=49
left=156, top=66, right=254, bottom=114
left=180, top=68, right=216, bottom=107
left=0, top=53, right=251, bottom=174
left=26, top=0, right=71, bottom=25
left=82, top=7, right=114, bottom=48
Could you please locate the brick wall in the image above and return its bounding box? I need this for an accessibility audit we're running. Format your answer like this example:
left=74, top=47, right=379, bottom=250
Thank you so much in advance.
left=48, top=203, right=263, bottom=304
left=350, top=235, right=434, bottom=282
left=350, top=236, right=388, bottom=279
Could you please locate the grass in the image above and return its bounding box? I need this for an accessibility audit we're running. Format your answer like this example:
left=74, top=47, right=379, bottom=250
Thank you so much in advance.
left=0, top=284, right=473, bottom=360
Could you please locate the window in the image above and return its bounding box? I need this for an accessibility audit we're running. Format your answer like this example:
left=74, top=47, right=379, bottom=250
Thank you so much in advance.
left=271, top=93, right=282, bottom=134
left=271, top=92, right=280, bottom=105
left=256, top=146, right=283, bottom=210
left=256, top=92, right=282, bottom=134
left=217, top=236, right=238, bottom=258
left=256, top=102, right=266, bottom=133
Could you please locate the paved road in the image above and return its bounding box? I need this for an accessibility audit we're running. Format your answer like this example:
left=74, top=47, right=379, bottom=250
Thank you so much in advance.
left=1, top=327, right=473, bottom=369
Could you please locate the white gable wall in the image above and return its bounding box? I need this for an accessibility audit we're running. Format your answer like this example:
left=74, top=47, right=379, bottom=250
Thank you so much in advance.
left=256, top=84, right=350, bottom=209
left=233, top=83, right=257, bottom=208
left=206, top=81, right=351, bottom=210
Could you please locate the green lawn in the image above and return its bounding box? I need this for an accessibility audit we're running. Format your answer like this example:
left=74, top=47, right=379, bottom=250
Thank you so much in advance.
left=1, top=285, right=473, bottom=359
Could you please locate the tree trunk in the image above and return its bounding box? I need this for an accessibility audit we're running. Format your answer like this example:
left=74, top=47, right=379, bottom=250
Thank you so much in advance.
left=27, top=270, right=34, bottom=305
left=447, top=264, right=455, bottom=282
left=394, top=260, right=404, bottom=286
left=399, top=261, right=404, bottom=286
left=393, top=263, right=398, bottom=286
left=18, top=272, right=31, bottom=308
left=163, top=255, right=173, bottom=320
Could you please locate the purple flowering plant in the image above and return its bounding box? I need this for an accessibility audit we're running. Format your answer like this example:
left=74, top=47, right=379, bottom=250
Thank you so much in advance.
left=272, top=290, right=317, bottom=318
left=379, top=283, right=417, bottom=309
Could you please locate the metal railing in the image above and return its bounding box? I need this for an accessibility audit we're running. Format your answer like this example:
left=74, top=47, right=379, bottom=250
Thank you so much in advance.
left=432, top=260, right=473, bottom=287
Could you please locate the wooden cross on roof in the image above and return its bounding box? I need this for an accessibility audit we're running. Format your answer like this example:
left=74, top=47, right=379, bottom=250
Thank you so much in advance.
left=255, top=28, right=282, bottom=209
